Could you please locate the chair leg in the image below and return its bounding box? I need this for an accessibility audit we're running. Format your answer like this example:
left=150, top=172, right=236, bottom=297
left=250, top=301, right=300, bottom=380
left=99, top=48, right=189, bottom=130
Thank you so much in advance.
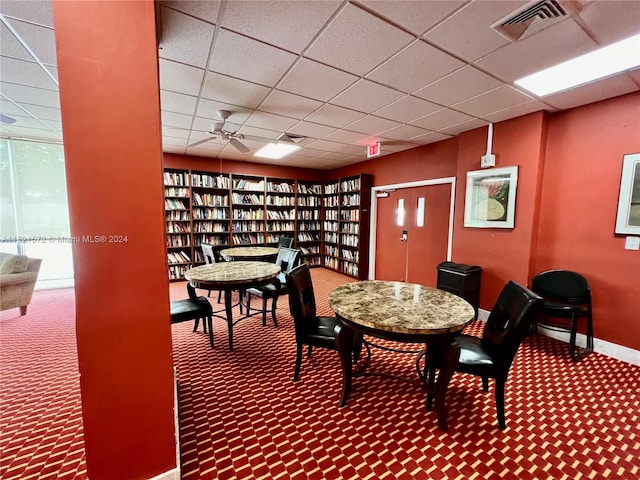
left=306, top=345, right=313, bottom=358
left=271, top=295, right=279, bottom=327
left=193, top=319, right=200, bottom=333
left=261, top=297, right=268, bottom=326
left=495, top=379, right=506, bottom=429
left=482, top=376, right=489, bottom=392
left=206, top=315, right=214, bottom=349
left=19, top=305, right=27, bottom=315
left=217, top=290, right=222, bottom=303
left=293, top=344, right=303, bottom=382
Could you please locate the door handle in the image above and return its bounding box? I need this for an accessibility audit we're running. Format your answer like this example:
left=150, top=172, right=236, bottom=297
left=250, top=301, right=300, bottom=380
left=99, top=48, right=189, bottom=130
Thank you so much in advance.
left=400, top=229, right=408, bottom=242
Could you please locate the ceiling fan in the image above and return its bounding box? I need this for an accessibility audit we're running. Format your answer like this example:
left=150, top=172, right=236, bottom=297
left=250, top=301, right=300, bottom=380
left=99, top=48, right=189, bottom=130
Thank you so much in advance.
left=188, top=110, right=250, bottom=152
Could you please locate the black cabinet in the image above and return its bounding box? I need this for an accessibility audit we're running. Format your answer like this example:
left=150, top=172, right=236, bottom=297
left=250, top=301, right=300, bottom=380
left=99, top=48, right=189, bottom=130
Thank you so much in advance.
left=436, top=262, right=482, bottom=319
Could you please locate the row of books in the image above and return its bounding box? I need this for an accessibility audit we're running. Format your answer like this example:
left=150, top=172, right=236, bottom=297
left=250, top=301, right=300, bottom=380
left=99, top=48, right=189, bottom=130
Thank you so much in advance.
left=192, top=173, right=230, bottom=189
left=193, top=222, right=228, bottom=233
left=297, top=184, right=322, bottom=195
left=266, top=181, right=294, bottom=193
left=166, top=222, right=190, bottom=233
left=342, top=194, right=360, bottom=206
left=165, top=198, right=188, bottom=210
left=164, top=172, right=189, bottom=186
left=165, top=211, right=190, bottom=221
left=164, top=187, right=188, bottom=197
left=341, top=223, right=360, bottom=234
left=266, top=222, right=294, bottom=232
left=192, top=207, right=229, bottom=220
left=193, top=193, right=228, bottom=207
left=167, top=250, right=191, bottom=264
left=298, top=232, right=321, bottom=242
left=297, top=210, right=320, bottom=220
left=297, top=197, right=321, bottom=207
left=297, top=221, right=321, bottom=231
left=267, top=209, right=295, bottom=220
left=233, top=209, right=265, bottom=220
left=266, top=195, right=295, bottom=206
left=232, top=179, right=265, bottom=191
left=167, top=235, right=190, bottom=247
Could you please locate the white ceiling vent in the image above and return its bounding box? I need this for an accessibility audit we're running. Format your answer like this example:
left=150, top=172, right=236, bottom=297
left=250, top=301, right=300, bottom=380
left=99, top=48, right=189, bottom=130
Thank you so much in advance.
left=491, top=0, right=580, bottom=43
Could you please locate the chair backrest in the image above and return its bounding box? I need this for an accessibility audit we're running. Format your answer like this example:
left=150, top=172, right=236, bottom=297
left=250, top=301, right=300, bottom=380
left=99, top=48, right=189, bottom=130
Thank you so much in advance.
left=276, top=247, right=301, bottom=274
left=285, top=264, right=317, bottom=322
left=201, top=243, right=216, bottom=264
left=186, top=282, right=199, bottom=300
left=277, top=237, right=294, bottom=248
left=482, top=280, right=543, bottom=369
left=531, top=270, right=590, bottom=305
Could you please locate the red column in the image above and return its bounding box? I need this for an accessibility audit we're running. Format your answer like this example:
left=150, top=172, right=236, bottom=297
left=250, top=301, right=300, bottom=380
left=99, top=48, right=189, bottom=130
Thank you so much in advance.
left=52, top=1, right=176, bottom=478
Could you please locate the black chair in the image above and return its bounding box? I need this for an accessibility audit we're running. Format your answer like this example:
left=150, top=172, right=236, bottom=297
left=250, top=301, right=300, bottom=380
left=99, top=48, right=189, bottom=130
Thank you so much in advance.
left=531, top=269, right=594, bottom=361
left=170, top=283, right=214, bottom=348
left=426, top=280, right=542, bottom=429
left=246, top=247, right=300, bottom=326
left=201, top=243, right=223, bottom=302
left=277, top=237, right=294, bottom=248
left=285, top=264, right=345, bottom=382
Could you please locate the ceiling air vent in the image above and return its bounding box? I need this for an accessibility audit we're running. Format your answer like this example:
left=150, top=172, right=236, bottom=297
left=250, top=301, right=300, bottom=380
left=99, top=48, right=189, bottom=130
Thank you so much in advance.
left=491, top=0, right=579, bottom=43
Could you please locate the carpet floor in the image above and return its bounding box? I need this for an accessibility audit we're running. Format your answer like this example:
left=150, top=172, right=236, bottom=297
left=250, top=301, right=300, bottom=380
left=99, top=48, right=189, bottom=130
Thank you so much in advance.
left=1, top=267, right=639, bottom=479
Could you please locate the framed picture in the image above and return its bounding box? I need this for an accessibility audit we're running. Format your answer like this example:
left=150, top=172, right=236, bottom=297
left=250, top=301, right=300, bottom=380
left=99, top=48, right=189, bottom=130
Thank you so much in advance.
left=615, top=152, right=640, bottom=235
left=464, top=166, right=518, bottom=228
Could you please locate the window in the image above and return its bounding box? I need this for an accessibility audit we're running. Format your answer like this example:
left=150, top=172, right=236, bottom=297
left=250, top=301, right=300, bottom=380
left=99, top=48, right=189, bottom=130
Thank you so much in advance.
left=0, top=139, right=73, bottom=287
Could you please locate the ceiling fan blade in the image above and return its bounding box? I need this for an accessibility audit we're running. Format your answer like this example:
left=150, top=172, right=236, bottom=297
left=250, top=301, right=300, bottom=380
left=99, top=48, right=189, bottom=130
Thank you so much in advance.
left=188, top=137, right=214, bottom=148
left=229, top=137, right=250, bottom=153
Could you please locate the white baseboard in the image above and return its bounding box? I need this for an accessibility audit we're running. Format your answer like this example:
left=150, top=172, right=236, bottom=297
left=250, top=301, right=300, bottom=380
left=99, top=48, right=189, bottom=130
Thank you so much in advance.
left=476, top=308, right=640, bottom=366
left=148, top=468, right=180, bottom=480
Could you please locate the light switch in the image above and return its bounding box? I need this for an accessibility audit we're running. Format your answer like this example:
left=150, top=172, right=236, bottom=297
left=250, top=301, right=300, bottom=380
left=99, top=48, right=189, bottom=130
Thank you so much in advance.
left=625, top=236, right=640, bottom=250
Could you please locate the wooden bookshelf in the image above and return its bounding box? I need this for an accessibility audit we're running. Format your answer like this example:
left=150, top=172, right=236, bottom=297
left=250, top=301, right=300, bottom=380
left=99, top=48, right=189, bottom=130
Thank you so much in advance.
left=323, top=174, right=371, bottom=280
left=164, top=169, right=192, bottom=281
left=191, top=171, right=231, bottom=263
left=296, top=180, right=323, bottom=267
left=266, top=177, right=296, bottom=246
left=231, top=174, right=266, bottom=245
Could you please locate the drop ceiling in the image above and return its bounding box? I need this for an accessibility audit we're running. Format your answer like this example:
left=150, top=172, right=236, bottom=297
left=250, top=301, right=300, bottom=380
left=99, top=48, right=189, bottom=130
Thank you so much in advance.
left=1, top=0, right=639, bottom=170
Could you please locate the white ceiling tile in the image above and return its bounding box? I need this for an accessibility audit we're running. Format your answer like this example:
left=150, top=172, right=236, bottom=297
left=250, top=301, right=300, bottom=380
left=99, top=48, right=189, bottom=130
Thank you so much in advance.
left=160, top=0, right=221, bottom=24
left=306, top=139, right=351, bottom=152
left=162, top=136, right=188, bottom=147
left=0, top=57, right=57, bottom=90
left=159, top=59, right=205, bottom=96
left=202, top=72, right=271, bottom=108
left=413, top=66, right=503, bottom=106
left=373, top=95, right=441, bottom=123
left=410, top=131, right=454, bottom=144
left=423, top=0, right=526, bottom=62
left=245, top=110, right=299, bottom=132
left=304, top=104, right=365, bottom=128
left=195, top=99, right=252, bottom=125
left=0, top=23, right=33, bottom=63
left=160, top=90, right=198, bottom=116
left=0, top=0, right=53, bottom=27
left=2, top=125, right=62, bottom=141
left=0, top=82, right=59, bottom=108
left=578, top=1, right=640, bottom=45
left=211, top=29, right=298, bottom=87
left=438, top=118, right=487, bottom=136
left=345, top=115, right=399, bottom=135
left=287, top=121, right=337, bottom=139
left=475, top=19, right=597, bottom=82
left=163, top=145, right=187, bottom=155
left=367, top=40, right=464, bottom=93
left=258, top=90, right=323, bottom=119
left=305, top=3, right=413, bottom=76
left=360, top=0, right=466, bottom=35
left=221, top=1, right=340, bottom=54
left=0, top=99, right=24, bottom=117
left=41, top=118, right=61, bottom=132
left=319, top=151, right=357, bottom=161
left=452, top=85, right=533, bottom=118
left=378, top=124, right=430, bottom=141
left=410, top=108, right=475, bottom=131
left=162, top=127, right=190, bottom=140
left=236, top=125, right=282, bottom=142
left=192, top=116, right=221, bottom=133
left=158, top=7, right=214, bottom=69
left=380, top=141, right=420, bottom=153
left=161, top=110, right=193, bottom=129
left=481, top=100, right=550, bottom=124
left=322, top=129, right=371, bottom=144
left=9, top=19, right=57, bottom=66
left=15, top=103, right=60, bottom=122
left=294, top=147, right=332, bottom=158
left=277, top=58, right=358, bottom=102
left=542, top=74, right=639, bottom=111
left=330, top=79, right=405, bottom=113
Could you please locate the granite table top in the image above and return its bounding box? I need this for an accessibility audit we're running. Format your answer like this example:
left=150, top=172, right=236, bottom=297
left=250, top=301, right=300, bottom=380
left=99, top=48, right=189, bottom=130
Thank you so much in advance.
left=329, top=280, right=475, bottom=335
left=184, top=261, right=281, bottom=288
left=219, top=246, right=279, bottom=261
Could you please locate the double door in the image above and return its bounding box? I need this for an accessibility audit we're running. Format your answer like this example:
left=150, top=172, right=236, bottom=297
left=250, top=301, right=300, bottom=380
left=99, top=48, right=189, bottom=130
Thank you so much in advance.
left=375, top=183, right=451, bottom=286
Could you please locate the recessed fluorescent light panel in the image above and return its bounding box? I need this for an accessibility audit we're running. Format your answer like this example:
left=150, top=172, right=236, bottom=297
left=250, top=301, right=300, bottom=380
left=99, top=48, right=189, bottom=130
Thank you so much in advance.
left=254, top=142, right=301, bottom=159
left=515, top=33, right=640, bottom=96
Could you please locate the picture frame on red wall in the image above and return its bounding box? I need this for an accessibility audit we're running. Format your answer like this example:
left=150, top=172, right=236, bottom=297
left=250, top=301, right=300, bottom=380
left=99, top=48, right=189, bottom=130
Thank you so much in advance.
left=614, top=152, right=640, bottom=235
left=463, top=166, right=518, bottom=229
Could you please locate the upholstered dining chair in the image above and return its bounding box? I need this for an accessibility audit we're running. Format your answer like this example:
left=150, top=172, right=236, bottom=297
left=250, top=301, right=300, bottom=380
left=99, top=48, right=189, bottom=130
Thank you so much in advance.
left=170, top=283, right=214, bottom=348
left=277, top=237, right=294, bottom=248
left=426, top=280, right=542, bottom=429
left=285, top=264, right=345, bottom=382
left=201, top=243, right=223, bottom=302
left=246, top=247, right=300, bottom=326
left=531, top=269, right=594, bottom=361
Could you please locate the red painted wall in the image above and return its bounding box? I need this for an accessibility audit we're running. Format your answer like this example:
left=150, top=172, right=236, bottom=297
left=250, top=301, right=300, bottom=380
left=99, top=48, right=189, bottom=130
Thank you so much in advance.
left=453, top=112, right=547, bottom=309
left=53, top=1, right=176, bottom=479
left=537, top=92, right=640, bottom=350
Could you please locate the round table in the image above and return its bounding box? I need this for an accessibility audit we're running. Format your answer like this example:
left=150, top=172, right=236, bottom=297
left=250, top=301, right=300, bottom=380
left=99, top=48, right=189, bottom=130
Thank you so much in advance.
left=219, top=246, right=279, bottom=262
left=329, top=280, right=474, bottom=431
left=185, top=261, right=281, bottom=349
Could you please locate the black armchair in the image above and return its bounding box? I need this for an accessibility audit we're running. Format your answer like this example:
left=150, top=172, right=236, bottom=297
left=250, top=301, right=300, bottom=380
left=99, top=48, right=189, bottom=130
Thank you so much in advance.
left=531, top=269, right=594, bottom=361
left=427, top=280, right=542, bottom=429
left=170, top=283, right=214, bottom=348
left=246, top=247, right=300, bottom=327
left=277, top=237, right=294, bottom=248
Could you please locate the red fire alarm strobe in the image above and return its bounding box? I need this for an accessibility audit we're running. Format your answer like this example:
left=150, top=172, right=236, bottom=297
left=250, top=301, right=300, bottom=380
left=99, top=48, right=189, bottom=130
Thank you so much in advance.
left=366, top=142, right=381, bottom=158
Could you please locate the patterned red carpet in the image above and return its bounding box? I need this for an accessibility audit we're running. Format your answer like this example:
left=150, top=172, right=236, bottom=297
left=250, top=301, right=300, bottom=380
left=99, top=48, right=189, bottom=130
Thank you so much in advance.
left=1, top=268, right=639, bottom=479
